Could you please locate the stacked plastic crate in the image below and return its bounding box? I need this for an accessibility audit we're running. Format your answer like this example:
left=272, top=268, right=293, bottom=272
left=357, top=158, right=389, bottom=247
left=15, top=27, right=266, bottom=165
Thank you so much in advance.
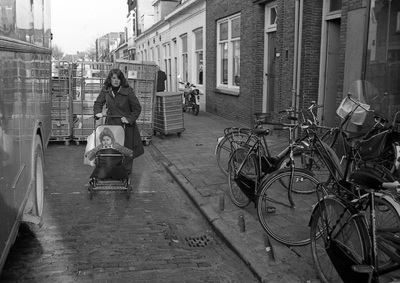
left=72, top=62, right=112, bottom=145
left=154, top=92, right=185, bottom=138
left=114, top=60, right=157, bottom=146
left=50, top=61, right=72, bottom=145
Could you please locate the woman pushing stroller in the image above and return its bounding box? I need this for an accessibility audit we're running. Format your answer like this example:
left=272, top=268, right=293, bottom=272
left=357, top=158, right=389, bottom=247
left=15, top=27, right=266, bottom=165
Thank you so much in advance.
left=93, top=68, right=144, bottom=174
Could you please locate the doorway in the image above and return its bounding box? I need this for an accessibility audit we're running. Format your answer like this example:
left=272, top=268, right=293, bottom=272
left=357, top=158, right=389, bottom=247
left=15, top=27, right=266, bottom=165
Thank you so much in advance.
left=263, top=3, right=277, bottom=114
left=322, top=18, right=341, bottom=127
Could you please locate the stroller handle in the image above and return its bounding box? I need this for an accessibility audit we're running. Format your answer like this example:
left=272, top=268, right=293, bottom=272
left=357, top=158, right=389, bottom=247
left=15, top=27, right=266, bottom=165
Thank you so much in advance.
left=94, top=114, right=122, bottom=120
left=94, top=114, right=126, bottom=130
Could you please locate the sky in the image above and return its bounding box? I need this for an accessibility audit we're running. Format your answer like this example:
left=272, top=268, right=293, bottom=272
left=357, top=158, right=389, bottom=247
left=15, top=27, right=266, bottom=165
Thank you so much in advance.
left=51, top=0, right=127, bottom=55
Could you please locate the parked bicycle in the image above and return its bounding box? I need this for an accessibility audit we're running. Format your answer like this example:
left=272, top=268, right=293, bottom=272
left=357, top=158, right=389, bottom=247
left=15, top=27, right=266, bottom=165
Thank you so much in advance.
left=228, top=115, right=326, bottom=246
left=302, top=84, right=400, bottom=282
left=255, top=80, right=400, bottom=247
left=217, top=103, right=337, bottom=184
left=310, top=170, right=400, bottom=283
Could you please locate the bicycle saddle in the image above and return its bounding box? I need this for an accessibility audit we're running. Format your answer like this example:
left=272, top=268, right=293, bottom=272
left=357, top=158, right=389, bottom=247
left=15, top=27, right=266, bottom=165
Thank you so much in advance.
left=251, top=128, right=270, bottom=135
left=348, top=168, right=386, bottom=191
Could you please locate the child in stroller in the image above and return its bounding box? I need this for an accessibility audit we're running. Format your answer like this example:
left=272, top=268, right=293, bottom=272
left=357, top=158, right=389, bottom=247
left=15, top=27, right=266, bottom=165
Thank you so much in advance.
left=85, top=127, right=133, bottom=179
left=86, top=126, right=133, bottom=198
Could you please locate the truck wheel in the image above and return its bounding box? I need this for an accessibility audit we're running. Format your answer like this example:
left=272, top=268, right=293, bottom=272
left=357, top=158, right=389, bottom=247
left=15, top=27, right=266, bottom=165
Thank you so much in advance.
left=23, top=136, right=45, bottom=230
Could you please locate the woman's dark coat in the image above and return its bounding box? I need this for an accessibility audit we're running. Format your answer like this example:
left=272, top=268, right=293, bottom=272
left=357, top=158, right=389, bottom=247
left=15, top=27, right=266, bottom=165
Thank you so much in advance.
left=94, top=86, right=144, bottom=159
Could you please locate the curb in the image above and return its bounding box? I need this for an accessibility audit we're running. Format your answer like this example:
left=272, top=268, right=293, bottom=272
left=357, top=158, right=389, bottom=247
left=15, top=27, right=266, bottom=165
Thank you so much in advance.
left=162, top=161, right=272, bottom=283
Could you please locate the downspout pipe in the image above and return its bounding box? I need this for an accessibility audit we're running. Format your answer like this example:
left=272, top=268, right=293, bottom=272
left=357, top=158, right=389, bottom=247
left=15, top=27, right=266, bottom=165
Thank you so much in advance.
left=296, top=0, right=304, bottom=117
left=292, top=0, right=299, bottom=111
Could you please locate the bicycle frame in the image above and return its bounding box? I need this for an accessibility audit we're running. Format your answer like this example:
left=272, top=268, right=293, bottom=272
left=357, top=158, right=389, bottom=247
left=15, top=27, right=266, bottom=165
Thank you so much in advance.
left=230, top=122, right=300, bottom=207
left=313, top=181, right=400, bottom=282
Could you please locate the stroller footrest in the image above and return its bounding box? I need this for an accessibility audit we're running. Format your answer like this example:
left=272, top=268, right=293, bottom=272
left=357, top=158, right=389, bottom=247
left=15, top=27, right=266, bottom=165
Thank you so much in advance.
left=91, top=186, right=129, bottom=191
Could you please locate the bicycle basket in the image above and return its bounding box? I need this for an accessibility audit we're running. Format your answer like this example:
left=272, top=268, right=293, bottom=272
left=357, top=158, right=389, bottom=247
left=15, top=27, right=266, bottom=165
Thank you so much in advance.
left=357, top=130, right=388, bottom=161
left=336, top=96, right=370, bottom=125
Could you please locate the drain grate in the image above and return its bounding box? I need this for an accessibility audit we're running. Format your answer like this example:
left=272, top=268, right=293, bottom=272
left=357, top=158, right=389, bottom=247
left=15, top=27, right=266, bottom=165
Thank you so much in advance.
left=184, top=235, right=215, bottom=248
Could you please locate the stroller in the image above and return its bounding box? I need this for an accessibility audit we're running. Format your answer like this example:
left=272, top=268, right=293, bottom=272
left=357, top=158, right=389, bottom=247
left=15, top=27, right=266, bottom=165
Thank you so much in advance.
left=87, top=120, right=132, bottom=199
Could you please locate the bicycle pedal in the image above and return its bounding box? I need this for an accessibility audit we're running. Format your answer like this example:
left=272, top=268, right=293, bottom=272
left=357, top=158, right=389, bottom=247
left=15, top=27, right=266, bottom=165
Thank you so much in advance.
left=266, top=206, right=276, bottom=214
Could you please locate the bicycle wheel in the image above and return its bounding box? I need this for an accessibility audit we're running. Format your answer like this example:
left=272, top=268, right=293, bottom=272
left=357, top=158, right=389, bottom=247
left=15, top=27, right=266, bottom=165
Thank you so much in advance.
left=362, top=194, right=400, bottom=270
left=380, top=140, right=398, bottom=175
left=257, top=168, right=320, bottom=246
left=228, top=147, right=258, bottom=207
left=216, top=130, right=257, bottom=176
left=310, top=197, right=370, bottom=283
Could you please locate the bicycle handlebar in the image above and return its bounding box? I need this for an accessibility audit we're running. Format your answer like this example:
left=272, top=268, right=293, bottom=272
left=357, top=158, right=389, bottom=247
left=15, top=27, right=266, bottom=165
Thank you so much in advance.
left=179, top=81, right=196, bottom=88
left=382, top=181, right=400, bottom=190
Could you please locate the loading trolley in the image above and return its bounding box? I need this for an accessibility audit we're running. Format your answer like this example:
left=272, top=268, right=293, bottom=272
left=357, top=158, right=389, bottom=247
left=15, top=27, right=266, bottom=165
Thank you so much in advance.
left=154, top=92, right=185, bottom=138
left=114, top=60, right=157, bottom=146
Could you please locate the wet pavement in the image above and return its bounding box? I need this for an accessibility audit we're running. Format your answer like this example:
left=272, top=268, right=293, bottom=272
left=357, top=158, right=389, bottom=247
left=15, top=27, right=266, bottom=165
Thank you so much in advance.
left=0, top=123, right=260, bottom=282
left=151, top=110, right=320, bottom=283
left=0, top=109, right=322, bottom=283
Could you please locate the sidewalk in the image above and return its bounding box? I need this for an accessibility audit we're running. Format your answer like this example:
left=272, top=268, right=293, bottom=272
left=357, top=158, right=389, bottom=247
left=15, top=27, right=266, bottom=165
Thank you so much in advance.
left=151, top=110, right=320, bottom=283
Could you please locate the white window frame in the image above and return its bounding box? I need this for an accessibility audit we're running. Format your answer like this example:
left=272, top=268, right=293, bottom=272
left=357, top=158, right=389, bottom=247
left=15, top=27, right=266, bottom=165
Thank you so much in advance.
left=164, top=43, right=171, bottom=90
left=217, top=13, right=241, bottom=91
left=181, top=34, right=188, bottom=82
left=194, top=28, right=203, bottom=85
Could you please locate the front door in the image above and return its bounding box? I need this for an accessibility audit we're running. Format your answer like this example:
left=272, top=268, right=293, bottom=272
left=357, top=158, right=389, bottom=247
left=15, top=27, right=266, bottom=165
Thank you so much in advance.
left=322, top=19, right=341, bottom=127
left=266, top=32, right=276, bottom=113
left=263, top=3, right=277, bottom=114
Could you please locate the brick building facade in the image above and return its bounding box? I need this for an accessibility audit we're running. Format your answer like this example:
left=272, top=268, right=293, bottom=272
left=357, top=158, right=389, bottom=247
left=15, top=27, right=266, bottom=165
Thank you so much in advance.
left=205, top=1, right=265, bottom=125
left=205, top=0, right=379, bottom=129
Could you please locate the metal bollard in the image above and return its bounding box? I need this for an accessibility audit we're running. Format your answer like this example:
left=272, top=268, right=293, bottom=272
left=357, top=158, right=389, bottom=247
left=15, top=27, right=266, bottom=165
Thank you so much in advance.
left=219, top=193, right=225, bottom=211
left=264, top=234, right=275, bottom=261
left=238, top=212, right=245, bottom=232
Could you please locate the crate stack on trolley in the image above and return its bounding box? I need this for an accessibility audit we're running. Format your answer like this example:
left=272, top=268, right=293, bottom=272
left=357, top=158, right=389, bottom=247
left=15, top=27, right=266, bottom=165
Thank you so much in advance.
left=71, top=62, right=112, bottom=145
left=51, top=61, right=73, bottom=145
left=114, top=60, right=157, bottom=146
left=50, top=59, right=158, bottom=146
left=154, top=92, right=185, bottom=138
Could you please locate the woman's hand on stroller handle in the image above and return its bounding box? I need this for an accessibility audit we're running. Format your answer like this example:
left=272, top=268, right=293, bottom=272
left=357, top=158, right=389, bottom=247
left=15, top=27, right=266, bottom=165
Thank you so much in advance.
left=94, top=113, right=127, bottom=124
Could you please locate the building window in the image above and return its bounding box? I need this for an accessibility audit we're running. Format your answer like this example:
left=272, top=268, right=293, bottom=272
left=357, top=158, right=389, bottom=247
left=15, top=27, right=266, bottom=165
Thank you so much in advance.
left=329, top=0, right=342, bottom=12
left=364, top=0, right=400, bottom=125
left=194, top=28, right=203, bottom=85
left=217, top=14, right=240, bottom=89
left=181, top=34, right=188, bottom=82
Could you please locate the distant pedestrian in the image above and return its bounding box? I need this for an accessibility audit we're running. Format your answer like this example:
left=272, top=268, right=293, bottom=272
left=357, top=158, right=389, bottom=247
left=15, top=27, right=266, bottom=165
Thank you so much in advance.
left=156, top=65, right=167, bottom=92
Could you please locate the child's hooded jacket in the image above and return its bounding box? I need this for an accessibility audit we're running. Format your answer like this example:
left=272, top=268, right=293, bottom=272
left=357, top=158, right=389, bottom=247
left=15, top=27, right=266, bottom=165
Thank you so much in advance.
left=85, top=127, right=133, bottom=161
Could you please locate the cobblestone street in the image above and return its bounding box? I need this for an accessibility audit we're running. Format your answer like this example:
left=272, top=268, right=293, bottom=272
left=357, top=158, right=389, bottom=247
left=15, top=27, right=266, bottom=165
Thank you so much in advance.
left=0, top=142, right=259, bottom=283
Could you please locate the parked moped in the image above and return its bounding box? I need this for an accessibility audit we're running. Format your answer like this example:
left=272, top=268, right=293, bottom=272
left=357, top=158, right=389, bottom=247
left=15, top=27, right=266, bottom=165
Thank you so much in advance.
left=178, top=75, right=202, bottom=115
